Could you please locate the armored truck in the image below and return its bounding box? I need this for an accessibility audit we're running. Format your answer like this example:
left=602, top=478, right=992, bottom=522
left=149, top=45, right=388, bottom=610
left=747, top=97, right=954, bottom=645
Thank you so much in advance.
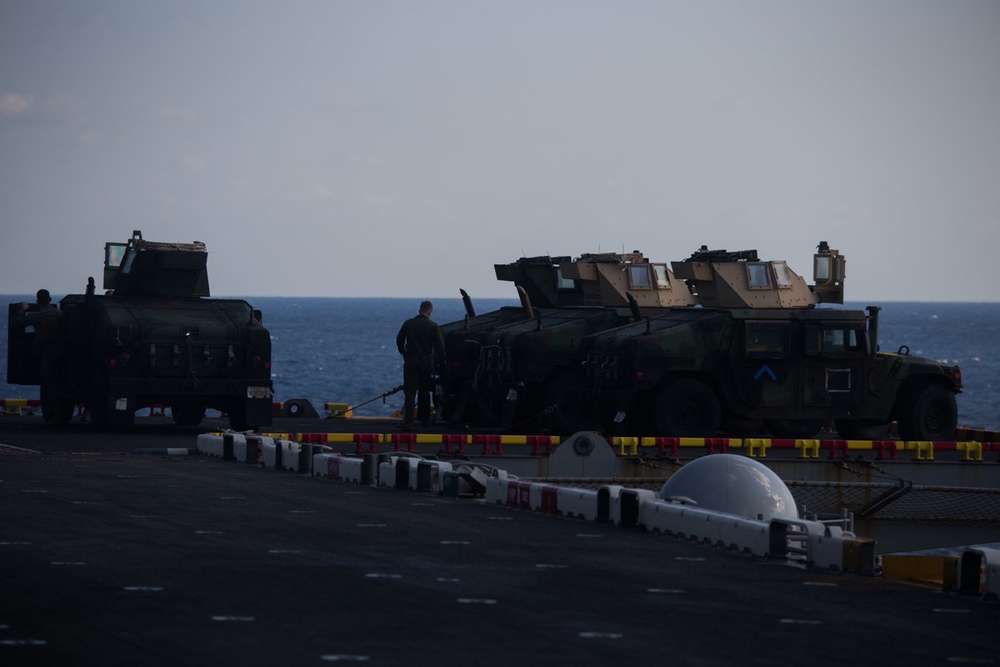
left=562, top=244, right=962, bottom=440
left=7, top=231, right=273, bottom=431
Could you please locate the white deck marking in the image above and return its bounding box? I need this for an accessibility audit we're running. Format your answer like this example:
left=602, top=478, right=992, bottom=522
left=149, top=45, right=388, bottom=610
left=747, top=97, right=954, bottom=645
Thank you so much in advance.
left=579, top=632, right=623, bottom=639
left=211, top=616, right=255, bottom=622
left=123, top=586, right=164, bottom=592
left=320, top=655, right=371, bottom=662
left=0, top=443, right=40, bottom=454
left=0, top=639, right=48, bottom=646
left=456, top=598, right=497, bottom=605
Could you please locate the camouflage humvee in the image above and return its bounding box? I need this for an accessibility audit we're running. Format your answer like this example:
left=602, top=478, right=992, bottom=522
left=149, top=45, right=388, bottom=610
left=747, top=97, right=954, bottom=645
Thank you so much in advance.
left=559, top=243, right=962, bottom=440
left=437, top=251, right=695, bottom=428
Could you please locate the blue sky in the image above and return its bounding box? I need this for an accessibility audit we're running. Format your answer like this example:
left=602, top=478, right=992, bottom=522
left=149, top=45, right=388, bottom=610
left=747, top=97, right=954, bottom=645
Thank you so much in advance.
left=1, top=0, right=998, bottom=301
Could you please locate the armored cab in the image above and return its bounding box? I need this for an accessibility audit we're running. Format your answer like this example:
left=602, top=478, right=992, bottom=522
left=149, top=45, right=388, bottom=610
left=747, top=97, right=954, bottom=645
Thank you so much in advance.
left=438, top=251, right=694, bottom=428
left=6, top=230, right=273, bottom=430
left=557, top=243, right=962, bottom=440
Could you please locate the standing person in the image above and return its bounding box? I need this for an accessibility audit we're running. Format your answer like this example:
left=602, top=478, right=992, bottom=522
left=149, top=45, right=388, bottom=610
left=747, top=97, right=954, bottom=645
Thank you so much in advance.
left=395, top=300, right=446, bottom=430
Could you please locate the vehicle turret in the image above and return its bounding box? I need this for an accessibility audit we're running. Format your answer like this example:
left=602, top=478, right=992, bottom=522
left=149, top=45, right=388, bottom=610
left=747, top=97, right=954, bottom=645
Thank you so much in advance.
left=493, top=255, right=578, bottom=308
left=103, top=230, right=210, bottom=297
left=671, top=241, right=845, bottom=308
left=494, top=251, right=697, bottom=310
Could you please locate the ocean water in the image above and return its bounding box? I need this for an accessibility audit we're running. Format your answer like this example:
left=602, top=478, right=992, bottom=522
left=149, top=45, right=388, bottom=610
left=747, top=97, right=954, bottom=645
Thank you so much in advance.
left=2, top=296, right=998, bottom=431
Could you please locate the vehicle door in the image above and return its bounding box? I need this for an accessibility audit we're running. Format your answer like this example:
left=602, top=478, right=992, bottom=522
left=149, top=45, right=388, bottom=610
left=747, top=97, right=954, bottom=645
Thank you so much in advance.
left=730, top=318, right=798, bottom=409
left=799, top=322, right=867, bottom=410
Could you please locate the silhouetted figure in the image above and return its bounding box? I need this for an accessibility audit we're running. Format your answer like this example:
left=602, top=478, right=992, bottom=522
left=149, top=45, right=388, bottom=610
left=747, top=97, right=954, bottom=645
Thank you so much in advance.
left=395, top=300, right=446, bottom=429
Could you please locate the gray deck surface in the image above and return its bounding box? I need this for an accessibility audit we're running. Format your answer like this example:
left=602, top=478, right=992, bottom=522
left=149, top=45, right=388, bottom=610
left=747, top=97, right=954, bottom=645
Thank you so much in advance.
left=2, top=416, right=998, bottom=666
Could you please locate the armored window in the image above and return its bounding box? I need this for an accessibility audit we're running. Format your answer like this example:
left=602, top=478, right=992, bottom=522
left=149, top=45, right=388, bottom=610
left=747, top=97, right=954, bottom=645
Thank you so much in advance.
left=823, top=329, right=847, bottom=352
left=814, top=255, right=831, bottom=282
left=772, top=261, right=793, bottom=288
left=629, top=265, right=652, bottom=289
left=554, top=267, right=576, bottom=290
left=106, top=243, right=127, bottom=268
left=806, top=327, right=862, bottom=355
left=747, top=262, right=771, bottom=289
left=653, top=264, right=671, bottom=288
left=744, top=322, right=789, bottom=358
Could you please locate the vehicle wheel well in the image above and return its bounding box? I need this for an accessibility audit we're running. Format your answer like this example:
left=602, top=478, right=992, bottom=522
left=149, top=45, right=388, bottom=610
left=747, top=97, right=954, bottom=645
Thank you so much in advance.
left=652, top=375, right=723, bottom=438
left=894, top=380, right=958, bottom=441
left=891, top=378, right=956, bottom=420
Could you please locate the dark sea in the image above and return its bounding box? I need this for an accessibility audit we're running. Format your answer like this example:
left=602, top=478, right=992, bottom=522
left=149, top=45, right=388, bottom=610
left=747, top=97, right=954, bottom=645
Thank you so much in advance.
left=2, top=296, right=998, bottom=431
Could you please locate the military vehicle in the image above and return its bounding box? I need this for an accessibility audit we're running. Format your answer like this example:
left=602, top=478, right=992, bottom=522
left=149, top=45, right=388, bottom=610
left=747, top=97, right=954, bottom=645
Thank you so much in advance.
left=6, top=230, right=273, bottom=431
left=556, top=243, right=962, bottom=440
left=437, top=251, right=696, bottom=429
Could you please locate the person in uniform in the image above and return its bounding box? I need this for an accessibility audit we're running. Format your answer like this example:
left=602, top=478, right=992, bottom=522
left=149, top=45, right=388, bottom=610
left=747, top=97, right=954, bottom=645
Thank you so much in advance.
left=395, top=300, right=446, bottom=430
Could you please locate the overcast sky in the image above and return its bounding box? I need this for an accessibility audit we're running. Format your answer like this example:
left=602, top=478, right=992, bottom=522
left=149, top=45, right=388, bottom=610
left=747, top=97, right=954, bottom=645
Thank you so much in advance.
left=1, top=1, right=997, bottom=302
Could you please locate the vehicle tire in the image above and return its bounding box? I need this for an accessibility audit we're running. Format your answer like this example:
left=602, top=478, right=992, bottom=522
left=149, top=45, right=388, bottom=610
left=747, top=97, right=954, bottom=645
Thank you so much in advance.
left=653, top=379, right=721, bottom=437
left=835, top=419, right=887, bottom=440
left=171, top=402, right=205, bottom=426
left=766, top=419, right=823, bottom=439
left=896, top=384, right=957, bottom=441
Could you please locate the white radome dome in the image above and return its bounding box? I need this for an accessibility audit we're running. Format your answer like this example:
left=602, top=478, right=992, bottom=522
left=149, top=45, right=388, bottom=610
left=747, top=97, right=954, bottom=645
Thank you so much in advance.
left=659, top=454, right=799, bottom=521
